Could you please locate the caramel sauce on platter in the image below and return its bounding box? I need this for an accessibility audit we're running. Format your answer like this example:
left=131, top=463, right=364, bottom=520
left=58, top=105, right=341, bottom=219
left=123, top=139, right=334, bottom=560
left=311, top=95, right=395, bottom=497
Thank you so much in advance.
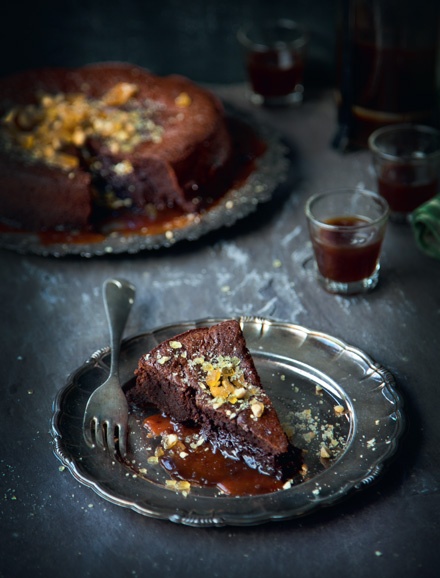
left=143, top=413, right=287, bottom=497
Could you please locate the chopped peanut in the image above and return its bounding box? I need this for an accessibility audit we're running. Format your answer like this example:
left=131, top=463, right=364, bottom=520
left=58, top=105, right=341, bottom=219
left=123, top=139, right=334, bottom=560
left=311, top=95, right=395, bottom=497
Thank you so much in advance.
left=175, top=92, right=191, bottom=107
left=251, top=401, right=265, bottom=418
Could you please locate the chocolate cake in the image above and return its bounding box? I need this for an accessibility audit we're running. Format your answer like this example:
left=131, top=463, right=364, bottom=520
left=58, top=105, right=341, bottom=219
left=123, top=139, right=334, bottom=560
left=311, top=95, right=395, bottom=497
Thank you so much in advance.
left=0, top=62, right=233, bottom=231
left=130, top=320, right=302, bottom=481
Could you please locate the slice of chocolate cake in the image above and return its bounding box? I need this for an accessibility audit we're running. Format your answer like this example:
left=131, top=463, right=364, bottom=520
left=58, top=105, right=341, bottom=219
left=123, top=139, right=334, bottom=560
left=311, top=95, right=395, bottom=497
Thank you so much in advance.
left=130, top=319, right=302, bottom=481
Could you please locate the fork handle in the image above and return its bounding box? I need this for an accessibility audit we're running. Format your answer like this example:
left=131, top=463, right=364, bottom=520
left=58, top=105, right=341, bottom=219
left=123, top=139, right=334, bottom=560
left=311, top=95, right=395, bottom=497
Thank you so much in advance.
left=103, top=278, right=136, bottom=379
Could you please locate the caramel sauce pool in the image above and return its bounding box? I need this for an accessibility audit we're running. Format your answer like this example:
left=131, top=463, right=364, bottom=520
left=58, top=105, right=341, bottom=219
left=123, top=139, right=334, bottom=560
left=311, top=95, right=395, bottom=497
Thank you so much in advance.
left=143, top=414, right=285, bottom=497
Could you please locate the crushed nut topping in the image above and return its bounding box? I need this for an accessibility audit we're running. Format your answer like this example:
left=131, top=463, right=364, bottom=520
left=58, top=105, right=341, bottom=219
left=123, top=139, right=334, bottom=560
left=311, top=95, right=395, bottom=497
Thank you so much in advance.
left=189, top=354, right=265, bottom=418
left=151, top=343, right=266, bottom=419
left=113, top=159, right=134, bottom=176
left=0, top=82, right=165, bottom=170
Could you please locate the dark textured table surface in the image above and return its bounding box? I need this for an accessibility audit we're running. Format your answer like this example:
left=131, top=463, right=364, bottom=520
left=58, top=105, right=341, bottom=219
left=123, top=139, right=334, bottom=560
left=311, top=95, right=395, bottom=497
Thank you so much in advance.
left=1, top=84, right=439, bottom=578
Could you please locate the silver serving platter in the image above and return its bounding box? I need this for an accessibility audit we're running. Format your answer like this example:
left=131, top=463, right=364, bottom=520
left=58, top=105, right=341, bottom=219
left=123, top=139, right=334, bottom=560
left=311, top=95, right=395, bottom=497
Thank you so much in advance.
left=0, top=107, right=288, bottom=257
left=51, top=317, right=404, bottom=527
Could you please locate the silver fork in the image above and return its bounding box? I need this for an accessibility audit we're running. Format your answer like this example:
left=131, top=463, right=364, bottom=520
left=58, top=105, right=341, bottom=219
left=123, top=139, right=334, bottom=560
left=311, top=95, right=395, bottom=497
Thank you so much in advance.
left=83, top=278, right=136, bottom=456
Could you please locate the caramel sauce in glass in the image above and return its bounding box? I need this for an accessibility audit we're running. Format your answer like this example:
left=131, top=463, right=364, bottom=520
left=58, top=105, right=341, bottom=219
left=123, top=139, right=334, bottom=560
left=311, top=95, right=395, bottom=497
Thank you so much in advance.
left=378, top=165, right=438, bottom=214
left=311, top=216, right=383, bottom=283
left=246, top=49, right=305, bottom=99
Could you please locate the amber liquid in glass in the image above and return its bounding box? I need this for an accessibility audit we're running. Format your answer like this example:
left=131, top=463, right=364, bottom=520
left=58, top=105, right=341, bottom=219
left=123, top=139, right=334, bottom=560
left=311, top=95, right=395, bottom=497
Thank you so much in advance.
left=311, top=216, right=383, bottom=283
left=246, top=48, right=304, bottom=98
left=378, top=165, right=438, bottom=214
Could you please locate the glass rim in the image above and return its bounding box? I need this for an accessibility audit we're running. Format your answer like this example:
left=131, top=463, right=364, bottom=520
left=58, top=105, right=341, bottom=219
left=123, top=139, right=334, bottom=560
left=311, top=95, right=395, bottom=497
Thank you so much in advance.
left=237, top=18, right=308, bottom=52
left=305, top=188, right=390, bottom=230
left=368, top=123, right=440, bottom=163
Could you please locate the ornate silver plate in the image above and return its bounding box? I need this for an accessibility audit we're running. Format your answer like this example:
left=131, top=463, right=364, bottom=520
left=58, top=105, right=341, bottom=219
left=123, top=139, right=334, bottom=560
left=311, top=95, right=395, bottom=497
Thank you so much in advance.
left=51, top=317, right=404, bottom=527
left=0, top=107, right=288, bottom=257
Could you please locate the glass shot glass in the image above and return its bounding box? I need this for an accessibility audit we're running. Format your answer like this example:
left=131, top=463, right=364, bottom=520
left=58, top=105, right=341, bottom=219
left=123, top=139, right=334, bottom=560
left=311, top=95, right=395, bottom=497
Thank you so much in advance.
left=305, top=188, right=389, bottom=295
left=237, top=18, right=308, bottom=107
left=368, top=124, right=440, bottom=223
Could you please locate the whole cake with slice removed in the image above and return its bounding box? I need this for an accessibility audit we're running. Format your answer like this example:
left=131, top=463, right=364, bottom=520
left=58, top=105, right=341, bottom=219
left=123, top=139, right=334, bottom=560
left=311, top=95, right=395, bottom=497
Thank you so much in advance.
left=129, top=319, right=302, bottom=481
left=0, top=62, right=234, bottom=232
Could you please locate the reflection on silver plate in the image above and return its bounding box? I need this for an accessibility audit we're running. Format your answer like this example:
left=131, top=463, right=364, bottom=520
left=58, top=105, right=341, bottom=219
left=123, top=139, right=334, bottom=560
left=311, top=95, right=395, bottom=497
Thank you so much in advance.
left=0, top=106, right=289, bottom=257
left=51, top=317, right=404, bottom=527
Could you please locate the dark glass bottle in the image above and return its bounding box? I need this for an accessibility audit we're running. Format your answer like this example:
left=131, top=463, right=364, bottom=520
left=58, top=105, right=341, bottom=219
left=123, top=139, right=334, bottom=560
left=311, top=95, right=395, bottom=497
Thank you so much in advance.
left=333, top=0, right=440, bottom=151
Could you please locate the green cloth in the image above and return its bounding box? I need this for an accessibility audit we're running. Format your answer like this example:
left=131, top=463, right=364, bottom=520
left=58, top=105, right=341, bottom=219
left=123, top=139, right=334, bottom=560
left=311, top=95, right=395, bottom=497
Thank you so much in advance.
left=412, top=195, right=440, bottom=259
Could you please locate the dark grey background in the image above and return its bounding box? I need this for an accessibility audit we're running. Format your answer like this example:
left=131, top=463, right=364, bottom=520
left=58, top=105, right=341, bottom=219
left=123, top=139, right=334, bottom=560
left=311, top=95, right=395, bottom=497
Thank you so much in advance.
left=1, top=0, right=336, bottom=86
